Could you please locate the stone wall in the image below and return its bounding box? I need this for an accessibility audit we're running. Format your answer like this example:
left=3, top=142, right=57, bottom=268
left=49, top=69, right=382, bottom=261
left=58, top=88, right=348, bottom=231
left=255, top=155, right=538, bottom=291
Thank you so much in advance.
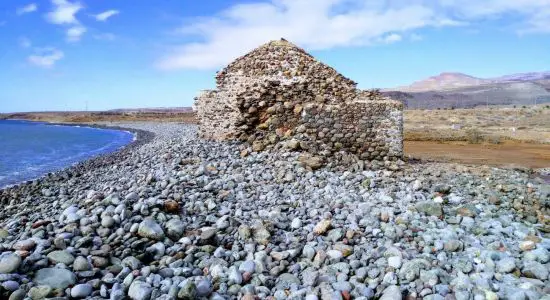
left=194, top=39, right=404, bottom=162
left=297, top=101, right=403, bottom=160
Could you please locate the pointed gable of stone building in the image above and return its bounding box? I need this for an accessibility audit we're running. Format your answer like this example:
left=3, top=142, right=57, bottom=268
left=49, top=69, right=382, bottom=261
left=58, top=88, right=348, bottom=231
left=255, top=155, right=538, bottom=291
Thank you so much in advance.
left=216, top=39, right=356, bottom=92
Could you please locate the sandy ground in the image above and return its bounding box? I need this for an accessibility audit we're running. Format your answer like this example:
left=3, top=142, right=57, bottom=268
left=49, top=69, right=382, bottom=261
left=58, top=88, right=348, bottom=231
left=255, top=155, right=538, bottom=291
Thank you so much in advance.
left=405, top=140, right=550, bottom=169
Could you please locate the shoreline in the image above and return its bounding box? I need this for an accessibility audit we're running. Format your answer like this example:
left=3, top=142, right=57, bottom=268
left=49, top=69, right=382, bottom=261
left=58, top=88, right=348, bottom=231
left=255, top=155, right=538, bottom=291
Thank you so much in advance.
left=0, top=121, right=155, bottom=193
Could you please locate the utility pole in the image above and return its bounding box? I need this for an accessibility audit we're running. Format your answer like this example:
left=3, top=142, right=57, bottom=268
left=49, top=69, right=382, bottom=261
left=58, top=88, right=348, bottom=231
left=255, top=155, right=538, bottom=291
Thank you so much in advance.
left=85, top=101, right=88, bottom=112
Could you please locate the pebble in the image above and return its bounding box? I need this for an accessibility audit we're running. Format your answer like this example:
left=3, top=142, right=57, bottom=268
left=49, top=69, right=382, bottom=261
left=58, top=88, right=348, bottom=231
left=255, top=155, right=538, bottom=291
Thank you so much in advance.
left=29, top=285, right=52, bottom=300
left=239, top=260, right=255, bottom=273
left=178, top=281, right=197, bottom=299
left=196, top=279, right=213, bottom=296
left=520, top=240, right=536, bottom=251
left=138, top=219, right=165, bottom=240
left=128, top=281, right=152, bottom=300
left=1, top=280, right=19, bottom=291
left=380, top=285, right=402, bottom=300
left=71, top=283, right=93, bottom=298
left=47, top=250, right=75, bottom=265
left=12, top=239, right=36, bottom=251
left=497, top=257, right=516, bottom=273
left=313, top=219, right=331, bottom=235
left=291, top=218, right=302, bottom=229
left=522, top=260, right=549, bottom=280
left=34, top=268, right=76, bottom=289
left=388, top=256, right=402, bottom=268
left=0, top=123, right=547, bottom=300
left=444, top=240, right=462, bottom=252
left=0, top=253, right=21, bottom=274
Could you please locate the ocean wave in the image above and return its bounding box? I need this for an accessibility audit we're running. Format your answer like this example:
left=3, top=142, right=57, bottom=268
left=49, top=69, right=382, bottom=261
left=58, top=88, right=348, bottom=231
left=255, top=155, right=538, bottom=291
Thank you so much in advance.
left=0, top=123, right=134, bottom=188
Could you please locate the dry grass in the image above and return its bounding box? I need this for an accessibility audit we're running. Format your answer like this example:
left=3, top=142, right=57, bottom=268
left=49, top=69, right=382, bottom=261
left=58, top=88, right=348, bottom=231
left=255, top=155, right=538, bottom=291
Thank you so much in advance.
left=404, top=106, right=550, bottom=144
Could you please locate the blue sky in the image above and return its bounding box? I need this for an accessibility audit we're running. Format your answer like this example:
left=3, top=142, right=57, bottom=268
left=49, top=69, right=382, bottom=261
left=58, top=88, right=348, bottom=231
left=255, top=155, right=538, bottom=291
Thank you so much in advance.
left=0, top=0, right=549, bottom=112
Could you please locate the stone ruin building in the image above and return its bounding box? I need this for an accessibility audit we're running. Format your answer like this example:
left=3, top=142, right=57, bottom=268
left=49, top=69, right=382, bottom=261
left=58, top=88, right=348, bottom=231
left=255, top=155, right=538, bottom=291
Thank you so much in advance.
left=194, top=39, right=403, bottom=162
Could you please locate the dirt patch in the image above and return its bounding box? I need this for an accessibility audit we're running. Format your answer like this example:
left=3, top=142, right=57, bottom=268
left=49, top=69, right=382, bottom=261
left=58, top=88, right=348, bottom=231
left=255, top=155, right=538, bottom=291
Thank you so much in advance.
left=405, top=140, right=550, bottom=169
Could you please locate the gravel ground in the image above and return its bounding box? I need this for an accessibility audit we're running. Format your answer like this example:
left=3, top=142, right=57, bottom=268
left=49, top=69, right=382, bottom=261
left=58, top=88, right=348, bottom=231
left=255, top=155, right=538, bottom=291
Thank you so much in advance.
left=0, top=122, right=549, bottom=300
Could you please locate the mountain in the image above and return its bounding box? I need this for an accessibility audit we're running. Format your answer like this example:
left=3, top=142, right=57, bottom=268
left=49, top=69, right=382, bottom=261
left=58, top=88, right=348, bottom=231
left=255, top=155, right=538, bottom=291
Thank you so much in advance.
left=392, top=72, right=491, bottom=92
left=389, top=71, right=550, bottom=93
left=383, top=71, right=550, bottom=109
left=491, top=71, right=550, bottom=83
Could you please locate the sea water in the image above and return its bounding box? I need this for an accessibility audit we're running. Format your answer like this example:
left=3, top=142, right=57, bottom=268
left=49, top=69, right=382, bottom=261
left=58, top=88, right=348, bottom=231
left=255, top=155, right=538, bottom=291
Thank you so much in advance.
left=0, top=120, right=134, bottom=188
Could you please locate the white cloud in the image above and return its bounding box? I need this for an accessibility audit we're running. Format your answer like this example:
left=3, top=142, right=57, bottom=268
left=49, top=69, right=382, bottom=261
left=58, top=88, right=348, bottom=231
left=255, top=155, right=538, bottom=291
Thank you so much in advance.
left=383, top=33, right=403, bottom=44
left=521, top=9, right=550, bottom=33
left=157, top=1, right=440, bottom=70
left=94, top=33, right=116, bottom=41
left=94, top=10, right=119, bottom=22
left=67, top=26, right=86, bottom=42
left=45, top=0, right=86, bottom=42
left=46, top=0, right=83, bottom=25
left=437, top=0, right=550, bottom=32
left=19, top=37, right=32, bottom=48
left=27, top=48, right=64, bottom=68
left=17, top=3, right=38, bottom=15
left=156, top=0, right=550, bottom=70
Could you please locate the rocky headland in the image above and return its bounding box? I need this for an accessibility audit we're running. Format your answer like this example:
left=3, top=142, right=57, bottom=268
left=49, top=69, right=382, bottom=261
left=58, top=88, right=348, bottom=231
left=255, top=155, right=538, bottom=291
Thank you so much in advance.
left=0, top=122, right=549, bottom=300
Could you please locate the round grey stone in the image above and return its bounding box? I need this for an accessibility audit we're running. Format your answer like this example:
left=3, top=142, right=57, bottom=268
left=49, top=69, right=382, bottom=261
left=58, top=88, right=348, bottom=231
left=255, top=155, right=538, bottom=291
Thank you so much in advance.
left=0, top=253, right=21, bottom=274
left=380, top=285, right=402, bottom=300
left=71, top=284, right=93, bottom=298
left=47, top=250, right=75, bottom=265
left=388, top=256, right=402, bottom=268
left=1, top=280, right=19, bottom=291
left=29, top=285, right=52, bottom=299
left=101, top=216, right=115, bottom=228
left=73, top=256, right=90, bottom=271
left=138, top=219, right=165, bottom=240
left=196, top=279, right=213, bottom=297
left=128, top=281, right=152, bottom=300
left=165, top=219, right=185, bottom=240
left=497, top=257, right=516, bottom=273
left=34, top=268, right=77, bottom=289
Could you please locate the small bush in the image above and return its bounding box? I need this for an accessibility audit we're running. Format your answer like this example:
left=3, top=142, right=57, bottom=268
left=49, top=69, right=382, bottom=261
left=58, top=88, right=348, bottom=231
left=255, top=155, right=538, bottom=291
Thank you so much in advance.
left=466, top=128, right=483, bottom=144
left=487, top=136, right=501, bottom=144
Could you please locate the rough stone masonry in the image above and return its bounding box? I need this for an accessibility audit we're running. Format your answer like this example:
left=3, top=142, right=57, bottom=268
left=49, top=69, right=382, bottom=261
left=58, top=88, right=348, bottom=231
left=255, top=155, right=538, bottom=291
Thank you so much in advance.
left=195, top=38, right=403, bottom=162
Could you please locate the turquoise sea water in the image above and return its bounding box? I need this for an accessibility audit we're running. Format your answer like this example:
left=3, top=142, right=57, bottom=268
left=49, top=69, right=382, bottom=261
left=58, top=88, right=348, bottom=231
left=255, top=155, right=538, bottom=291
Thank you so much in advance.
left=0, top=120, right=133, bottom=188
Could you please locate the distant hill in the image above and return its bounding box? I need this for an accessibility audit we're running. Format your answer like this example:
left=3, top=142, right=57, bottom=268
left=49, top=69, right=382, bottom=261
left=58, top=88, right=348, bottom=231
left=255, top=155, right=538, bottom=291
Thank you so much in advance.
left=490, top=71, right=550, bottom=82
left=392, top=72, right=491, bottom=92
left=384, top=71, right=550, bottom=109
left=108, top=107, right=193, bottom=113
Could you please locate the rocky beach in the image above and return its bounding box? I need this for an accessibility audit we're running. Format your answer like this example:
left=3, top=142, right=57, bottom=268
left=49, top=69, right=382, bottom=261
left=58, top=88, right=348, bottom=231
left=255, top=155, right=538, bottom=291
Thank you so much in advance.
left=0, top=122, right=549, bottom=300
